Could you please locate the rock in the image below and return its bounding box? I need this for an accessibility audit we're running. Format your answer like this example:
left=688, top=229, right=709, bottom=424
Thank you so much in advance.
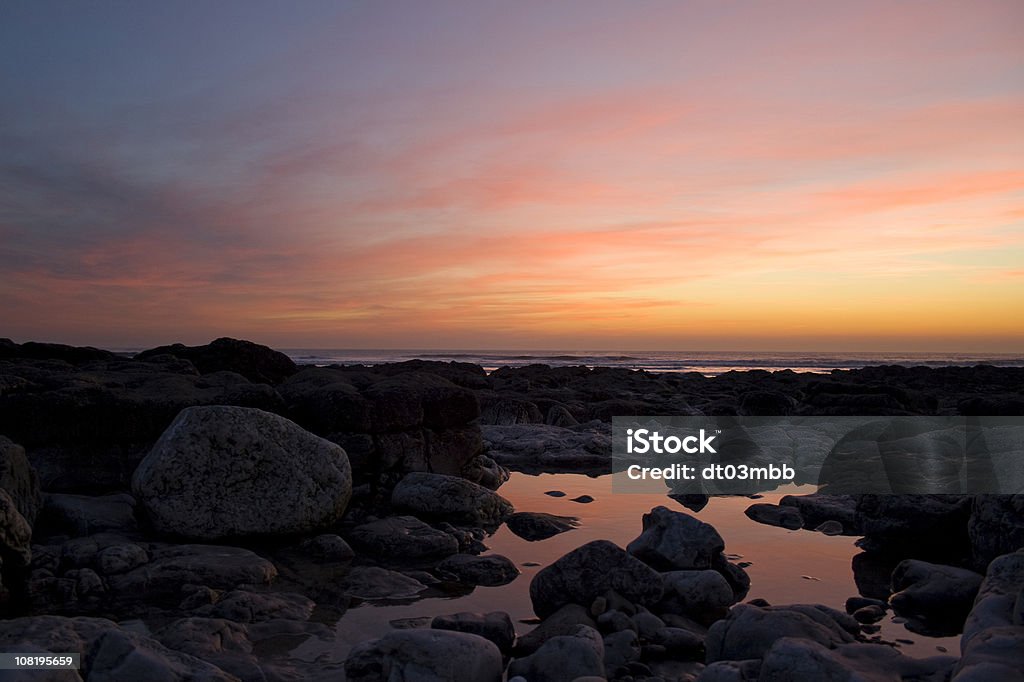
left=431, top=611, right=516, bottom=654
left=391, top=472, right=513, bottom=526
left=481, top=422, right=612, bottom=474
left=890, top=559, right=983, bottom=633
left=37, top=493, right=138, bottom=538
left=968, top=495, right=1024, bottom=570
left=106, top=544, right=276, bottom=598
left=547, top=405, right=579, bottom=427
left=508, top=624, right=605, bottom=682
left=570, top=495, right=594, bottom=504
left=603, top=628, right=641, bottom=669
left=136, top=337, right=297, bottom=384
left=349, top=516, right=459, bottom=562
left=298, top=533, right=354, bottom=562
left=345, top=629, right=503, bottom=682
left=651, top=626, right=704, bottom=658
left=658, top=570, right=737, bottom=625
left=705, top=603, right=857, bottom=662
left=95, top=543, right=148, bottom=575
left=132, top=406, right=352, bottom=540
left=744, top=503, right=803, bottom=530
left=815, top=520, right=844, bottom=535
left=845, top=596, right=888, bottom=614
left=955, top=549, right=1024, bottom=680
left=479, top=395, right=543, bottom=425
left=0, top=488, right=32, bottom=570
left=627, top=506, right=725, bottom=571
left=0, top=436, right=42, bottom=525
left=856, top=494, right=971, bottom=554
left=342, top=566, right=426, bottom=600
left=530, top=540, right=664, bottom=619
left=852, top=605, right=886, bottom=624
left=739, top=391, right=795, bottom=416
left=154, top=617, right=261, bottom=681
left=779, top=494, right=859, bottom=533
left=0, top=340, right=116, bottom=365
left=85, top=627, right=237, bottom=681
left=437, top=554, right=519, bottom=586
left=759, top=637, right=957, bottom=682
left=515, top=603, right=597, bottom=656
left=201, top=590, right=314, bottom=623
left=506, top=512, right=579, bottom=541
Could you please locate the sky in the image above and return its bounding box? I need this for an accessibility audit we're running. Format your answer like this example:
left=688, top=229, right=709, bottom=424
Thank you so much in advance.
left=1, top=1, right=1022, bottom=352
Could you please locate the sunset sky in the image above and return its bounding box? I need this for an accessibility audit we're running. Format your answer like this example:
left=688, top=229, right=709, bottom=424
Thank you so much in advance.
left=2, top=1, right=1022, bottom=351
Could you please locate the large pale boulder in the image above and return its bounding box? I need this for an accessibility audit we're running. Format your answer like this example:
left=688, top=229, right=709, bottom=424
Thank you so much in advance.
left=132, top=406, right=351, bottom=540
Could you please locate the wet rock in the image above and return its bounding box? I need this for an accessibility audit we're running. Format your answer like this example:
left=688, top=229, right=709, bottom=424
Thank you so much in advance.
left=627, top=506, right=725, bottom=571
left=508, top=624, right=605, bottom=682
left=705, top=603, right=858, bottom=662
left=658, top=570, right=737, bottom=625
left=342, top=566, right=426, bottom=601
left=431, top=611, right=516, bottom=654
left=391, top=472, right=513, bottom=526
left=760, top=637, right=957, bottom=682
left=845, top=596, right=888, bottom=614
left=779, top=494, right=859, bottom=533
left=515, top=603, right=597, bottom=656
left=346, top=629, right=503, bottom=682
left=530, top=540, right=664, bottom=619
left=350, top=516, right=459, bottom=563
left=0, top=436, right=42, bottom=525
left=744, top=503, right=803, bottom=530
left=890, top=559, right=983, bottom=633
left=437, top=553, right=519, bottom=586
left=37, top=493, right=138, bottom=538
left=133, top=405, right=352, bottom=540
left=570, top=495, right=594, bottom=504
left=852, top=605, right=886, bottom=624
left=815, top=520, right=844, bottom=535
left=506, top=511, right=579, bottom=541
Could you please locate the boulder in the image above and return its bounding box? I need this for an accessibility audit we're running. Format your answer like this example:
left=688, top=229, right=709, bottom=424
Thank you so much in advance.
left=760, top=637, right=956, bottom=682
left=436, top=554, right=519, bottom=586
left=508, top=624, right=605, bottom=682
left=349, top=516, right=459, bottom=562
left=514, top=603, right=597, bottom=656
left=506, top=512, right=579, bottom=541
left=341, top=566, right=426, bottom=601
left=955, top=549, right=1024, bottom=681
left=391, top=472, right=512, bottom=526
left=856, top=495, right=971, bottom=554
left=890, top=559, right=983, bottom=634
left=968, top=495, right=1024, bottom=570
left=705, top=603, right=857, bottom=662
left=106, top=544, right=276, bottom=598
left=132, top=406, right=351, bottom=540
left=154, top=617, right=261, bottom=682
left=627, top=506, right=725, bottom=571
left=431, top=611, right=516, bottom=654
left=136, top=337, right=297, bottom=384
left=658, top=570, right=737, bottom=625
left=744, top=503, right=803, bottom=530
left=530, top=540, right=664, bottom=619
left=481, top=422, right=612, bottom=474
left=0, top=436, right=42, bottom=525
left=345, top=629, right=503, bottom=682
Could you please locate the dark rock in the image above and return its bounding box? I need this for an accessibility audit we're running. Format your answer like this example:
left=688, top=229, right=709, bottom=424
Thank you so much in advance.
left=968, top=494, right=1024, bottom=570
left=136, top=337, right=297, bottom=384
left=349, top=516, right=459, bottom=563
left=437, top=553, right=520, bottom=586
left=627, top=506, right=724, bottom=571
left=744, top=503, right=803, bottom=530
left=391, top=472, right=513, bottom=526
left=0, top=341, right=116, bottom=365
left=571, top=495, right=595, bottom=504
left=431, top=611, right=515, bottom=654
left=36, top=494, right=137, bottom=538
left=506, top=512, right=579, bottom=541
left=890, top=559, right=983, bottom=634
left=514, top=603, right=596, bottom=656
left=705, top=603, right=858, bottom=662
left=530, top=540, right=663, bottom=619
left=508, top=624, right=605, bottom=682
left=341, top=566, right=426, bottom=601
left=0, top=436, right=42, bottom=526
left=346, top=629, right=503, bottom=682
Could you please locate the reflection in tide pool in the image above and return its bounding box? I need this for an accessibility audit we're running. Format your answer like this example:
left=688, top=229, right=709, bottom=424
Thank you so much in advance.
left=290, top=472, right=960, bottom=664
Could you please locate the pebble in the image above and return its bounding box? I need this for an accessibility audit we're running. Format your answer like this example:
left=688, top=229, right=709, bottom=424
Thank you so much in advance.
left=544, top=491, right=566, bottom=497
left=570, top=495, right=595, bottom=503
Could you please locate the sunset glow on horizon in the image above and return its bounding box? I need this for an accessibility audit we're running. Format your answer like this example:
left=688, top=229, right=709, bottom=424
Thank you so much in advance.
left=2, top=1, right=1023, bottom=351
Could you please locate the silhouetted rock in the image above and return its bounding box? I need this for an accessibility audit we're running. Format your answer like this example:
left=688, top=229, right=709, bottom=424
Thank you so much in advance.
left=506, top=512, right=578, bottom=541
left=889, top=559, right=983, bottom=635
left=391, top=472, right=512, bottom=526
left=431, top=611, right=516, bottom=654
left=136, top=337, right=297, bottom=384
left=0, top=340, right=116, bottom=365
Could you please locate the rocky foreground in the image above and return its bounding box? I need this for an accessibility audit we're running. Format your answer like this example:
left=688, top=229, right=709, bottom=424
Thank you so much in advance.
left=0, top=337, right=1021, bottom=681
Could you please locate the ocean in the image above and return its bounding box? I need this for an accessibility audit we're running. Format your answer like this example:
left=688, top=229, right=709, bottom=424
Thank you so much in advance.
left=278, top=349, right=1024, bottom=377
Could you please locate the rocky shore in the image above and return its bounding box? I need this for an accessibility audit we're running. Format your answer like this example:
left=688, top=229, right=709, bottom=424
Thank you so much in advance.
left=0, top=337, right=1021, bottom=680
